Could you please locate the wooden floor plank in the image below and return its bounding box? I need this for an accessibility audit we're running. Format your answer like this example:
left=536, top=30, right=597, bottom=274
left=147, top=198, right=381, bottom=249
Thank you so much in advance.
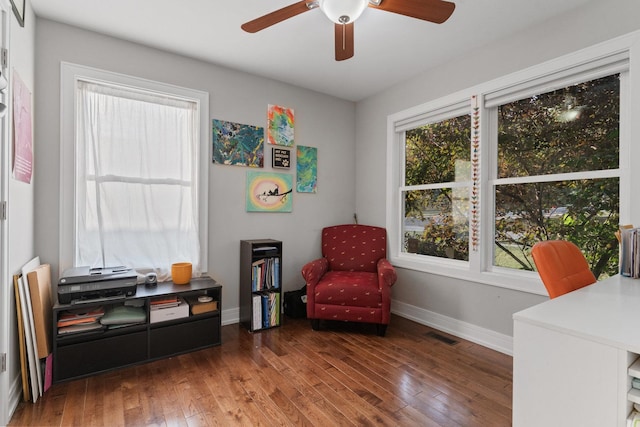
left=9, top=315, right=512, bottom=426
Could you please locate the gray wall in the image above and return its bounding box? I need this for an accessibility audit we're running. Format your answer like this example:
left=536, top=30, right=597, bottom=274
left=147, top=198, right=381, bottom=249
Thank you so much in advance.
left=34, top=19, right=357, bottom=318
left=355, top=0, right=640, bottom=337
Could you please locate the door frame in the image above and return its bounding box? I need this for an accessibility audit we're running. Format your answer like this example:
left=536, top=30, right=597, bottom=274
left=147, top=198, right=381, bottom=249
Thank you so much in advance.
left=0, top=0, right=11, bottom=423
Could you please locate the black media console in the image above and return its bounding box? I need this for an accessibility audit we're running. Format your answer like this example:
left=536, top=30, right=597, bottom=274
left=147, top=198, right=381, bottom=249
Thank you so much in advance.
left=51, top=277, right=222, bottom=383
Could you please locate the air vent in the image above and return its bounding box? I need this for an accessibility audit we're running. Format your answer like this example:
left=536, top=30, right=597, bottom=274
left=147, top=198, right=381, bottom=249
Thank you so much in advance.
left=425, top=331, right=458, bottom=346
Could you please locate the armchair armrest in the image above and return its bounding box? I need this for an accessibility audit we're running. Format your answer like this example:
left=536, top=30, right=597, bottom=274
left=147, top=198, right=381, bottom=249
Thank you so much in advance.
left=377, top=258, right=397, bottom=289
left=301, top=257, right=328, bottom=288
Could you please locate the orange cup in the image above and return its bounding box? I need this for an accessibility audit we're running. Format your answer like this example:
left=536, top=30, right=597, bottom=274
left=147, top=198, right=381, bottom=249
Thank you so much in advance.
left=171, top=262, right=192, bottom=285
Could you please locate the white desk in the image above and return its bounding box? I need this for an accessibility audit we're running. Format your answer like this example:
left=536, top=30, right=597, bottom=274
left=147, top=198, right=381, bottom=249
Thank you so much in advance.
left=513, top=275, right=640, bottom=426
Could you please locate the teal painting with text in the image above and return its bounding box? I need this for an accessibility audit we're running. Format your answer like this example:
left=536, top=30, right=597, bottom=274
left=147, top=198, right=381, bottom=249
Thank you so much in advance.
left=212, top=119, right=264, bottom=167
left=296, top=146, right=317, bottom=193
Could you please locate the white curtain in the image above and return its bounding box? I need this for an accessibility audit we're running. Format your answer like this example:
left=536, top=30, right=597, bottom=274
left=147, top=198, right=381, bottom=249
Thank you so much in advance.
left=76, top=80, right=200, bottom=281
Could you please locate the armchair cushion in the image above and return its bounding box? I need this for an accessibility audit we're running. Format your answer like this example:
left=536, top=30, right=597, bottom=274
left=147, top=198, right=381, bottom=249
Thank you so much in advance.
left=314, top=271, right=381, bottom=307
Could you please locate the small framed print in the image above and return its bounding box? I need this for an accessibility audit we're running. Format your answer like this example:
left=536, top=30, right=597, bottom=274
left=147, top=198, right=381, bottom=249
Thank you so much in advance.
left=272, top=148, right=291, bottom=169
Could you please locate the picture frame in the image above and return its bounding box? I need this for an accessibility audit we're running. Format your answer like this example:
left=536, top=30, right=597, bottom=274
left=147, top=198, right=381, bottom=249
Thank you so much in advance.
left=10, top=0, right=25, bottom=27
left=267, top=104, right=294, bottom=147
left=272, top=148, right=290, bottom=169
left=246, top=171, right=293, bottom=213
left=296, top=146, right=317, bottom=193
left=212, top=119, right=264, bottom=168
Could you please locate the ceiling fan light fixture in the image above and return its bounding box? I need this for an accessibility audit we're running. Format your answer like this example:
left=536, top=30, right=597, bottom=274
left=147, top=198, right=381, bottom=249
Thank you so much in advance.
left=319, top=0, right=368, bottom=24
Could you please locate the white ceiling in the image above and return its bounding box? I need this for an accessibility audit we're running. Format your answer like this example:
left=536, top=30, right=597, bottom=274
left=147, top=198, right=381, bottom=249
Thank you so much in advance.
left=30, top=0, right=595, bottom=102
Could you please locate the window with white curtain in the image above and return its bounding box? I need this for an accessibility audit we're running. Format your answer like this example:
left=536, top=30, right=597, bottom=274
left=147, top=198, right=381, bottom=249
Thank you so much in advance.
left=61, top=63, right=209, bottom=281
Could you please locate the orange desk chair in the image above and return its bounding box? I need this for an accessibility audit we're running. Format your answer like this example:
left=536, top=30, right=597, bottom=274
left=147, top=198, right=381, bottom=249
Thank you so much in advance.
left=531, top=240, right=597, bottom=299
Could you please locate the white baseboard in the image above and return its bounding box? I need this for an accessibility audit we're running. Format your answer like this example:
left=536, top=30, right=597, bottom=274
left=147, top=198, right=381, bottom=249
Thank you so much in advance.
left=220, top=304, right=512, bottom=355
left=391, top=300, right=513, bottom=356
left=6, top=371, right=24, bottom=425
left=222, top=307, right=239, bottom=326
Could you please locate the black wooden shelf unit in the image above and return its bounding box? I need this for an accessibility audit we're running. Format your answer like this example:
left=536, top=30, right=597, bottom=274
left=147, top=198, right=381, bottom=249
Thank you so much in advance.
left=52, top=277, right=222, bottom=383
left=239, top=239, right=282, bottom=332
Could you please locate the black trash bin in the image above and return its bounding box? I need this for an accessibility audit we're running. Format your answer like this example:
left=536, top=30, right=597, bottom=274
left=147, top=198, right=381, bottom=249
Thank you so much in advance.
left=283, top=285, right=307, bottom=318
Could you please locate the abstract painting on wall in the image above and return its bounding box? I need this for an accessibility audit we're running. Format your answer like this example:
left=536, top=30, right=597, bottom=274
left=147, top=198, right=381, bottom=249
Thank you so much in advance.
left=212, top=119, right=264, bottom=167
left=246, top=171, right=293, bottom=212
left=296, top=145, right=317, bottom=193
left=267, top=104, right=294, bottom=147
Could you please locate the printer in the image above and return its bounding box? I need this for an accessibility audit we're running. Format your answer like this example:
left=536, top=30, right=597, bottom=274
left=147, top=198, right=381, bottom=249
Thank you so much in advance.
left=58, top=266, right=138, bottom=304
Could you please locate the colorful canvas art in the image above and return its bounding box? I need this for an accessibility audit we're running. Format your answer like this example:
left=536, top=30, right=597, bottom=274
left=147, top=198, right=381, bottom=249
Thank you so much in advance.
left=267, top=104, right=294, bottom=147
left=296, top=146, right=317, bottom=193
left=212, top=119, right=264, bottom=167
left=246, top=171, right=293, bottom=212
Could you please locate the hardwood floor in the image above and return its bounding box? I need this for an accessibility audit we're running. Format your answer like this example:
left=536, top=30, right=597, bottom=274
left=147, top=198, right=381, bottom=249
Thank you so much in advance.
left=9, top=315, right=512, bottom=426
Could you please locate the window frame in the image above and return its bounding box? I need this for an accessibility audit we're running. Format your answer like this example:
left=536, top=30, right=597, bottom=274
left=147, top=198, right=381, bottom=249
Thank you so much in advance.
left=60, top=62, right=210, bottom=274
left=400, top=102, right=472, bottom=263
left=386, top=33, right=637, bottom=295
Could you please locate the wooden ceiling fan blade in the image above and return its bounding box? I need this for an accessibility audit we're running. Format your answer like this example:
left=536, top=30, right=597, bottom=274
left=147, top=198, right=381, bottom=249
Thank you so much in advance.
left=335, top=23, right=354, bottom=61
left=241, top=1, right=317, bottom=33
left=369, top=0, right=455, bottom=24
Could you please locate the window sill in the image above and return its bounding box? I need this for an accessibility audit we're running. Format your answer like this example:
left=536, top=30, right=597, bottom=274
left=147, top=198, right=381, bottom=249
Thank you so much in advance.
left=391, top=253, right=548, bottom=296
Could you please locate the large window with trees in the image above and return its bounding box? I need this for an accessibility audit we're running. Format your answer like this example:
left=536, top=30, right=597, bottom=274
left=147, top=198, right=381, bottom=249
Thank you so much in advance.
left=387, top=41, right=632, bottom=294
left=493, top=75, right=620, bottom=279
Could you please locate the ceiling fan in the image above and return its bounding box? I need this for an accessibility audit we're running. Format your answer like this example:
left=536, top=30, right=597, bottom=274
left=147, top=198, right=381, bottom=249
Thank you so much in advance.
left=241, top=0, right=456, bottom=61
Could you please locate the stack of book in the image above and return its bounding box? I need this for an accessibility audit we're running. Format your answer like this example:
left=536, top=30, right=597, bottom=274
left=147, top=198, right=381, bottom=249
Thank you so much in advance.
left=251, top=257, right=280, bottom=291
left=619, top=225, right=640, bottom=278
left=150, top=295, right=189, bottom=323
left=150, top=295, right=180, bottom=309
left=57, top=306, right=105, bottom=335
left=251, top=291, right=280, bottom=330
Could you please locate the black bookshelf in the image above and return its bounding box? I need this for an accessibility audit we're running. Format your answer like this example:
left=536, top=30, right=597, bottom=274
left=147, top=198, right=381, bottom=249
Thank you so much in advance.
left=239, top=239, right=282, bottom=332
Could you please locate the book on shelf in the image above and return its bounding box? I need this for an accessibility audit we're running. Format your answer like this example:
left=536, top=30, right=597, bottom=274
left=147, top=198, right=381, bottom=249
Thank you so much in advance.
left=58, top=321, right=105, bottom=335
left=628, top=410, right=640, bottom=427
left=251, top=257, right=280, bottom=291
left=273, top=258, right=280, bottom=289
left=184, top=295, right=218, bottom=315
left=270, top=292, right=280, bottom=327
left=252, top=294, right=262, bottom=330
left=619, top=225, right=640, bottom=278
left=57, top=306, right=105, bottom=328
left=259, top=291, right=280, bottom=329
left=150, top=295, right=180, bottom=309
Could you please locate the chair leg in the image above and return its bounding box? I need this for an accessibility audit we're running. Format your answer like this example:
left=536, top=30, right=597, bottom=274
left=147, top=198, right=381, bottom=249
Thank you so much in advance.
left=311, top=319, right=320, bottom=331
left=376, top=324, right=387, bottom=337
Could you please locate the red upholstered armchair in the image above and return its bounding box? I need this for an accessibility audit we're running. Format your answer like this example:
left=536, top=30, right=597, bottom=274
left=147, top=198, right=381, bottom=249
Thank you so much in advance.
left=301, top=224, right=397, bottom=336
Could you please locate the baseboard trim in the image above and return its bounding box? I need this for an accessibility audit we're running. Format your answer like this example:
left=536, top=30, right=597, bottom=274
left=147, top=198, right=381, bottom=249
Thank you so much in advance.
left=222, top=307, right=239, bottom=326
left=391, top=300, right=513, bottom=356
left=6, top=371, right=24, bottom=425
left=221, top=304, right=512, bottom=355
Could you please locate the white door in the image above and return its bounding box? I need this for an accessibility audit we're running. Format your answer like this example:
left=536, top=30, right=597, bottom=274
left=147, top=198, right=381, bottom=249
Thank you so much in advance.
left=0, top=0, right=10, bottom=424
